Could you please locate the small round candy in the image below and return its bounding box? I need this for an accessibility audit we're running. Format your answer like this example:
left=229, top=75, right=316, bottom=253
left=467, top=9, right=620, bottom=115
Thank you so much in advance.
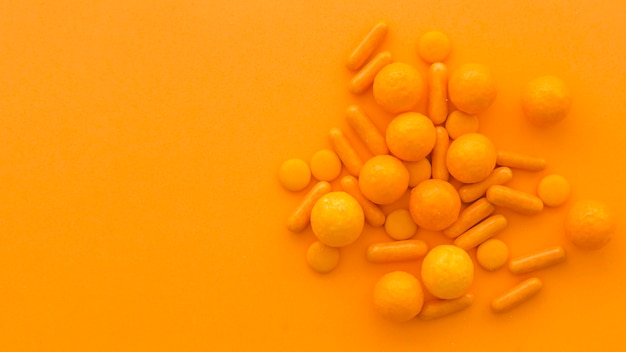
left=306, top=241, right=340, bottom=274
left=445, top=110, right=479, bottom=139
left=311, top=191, right=364, bottom=247
left=418, top=31, right=451, bottom=63
left=279, top=158, right=311, bottom=191
left=310, top=149, right=342, bottom=182
left=537, top=174, right=571, bottom=207
left=384, top=209, right=418, bottom=240
left=404, top=159, right=432, bottom=188
left=476, top=239, right=509, bottom=271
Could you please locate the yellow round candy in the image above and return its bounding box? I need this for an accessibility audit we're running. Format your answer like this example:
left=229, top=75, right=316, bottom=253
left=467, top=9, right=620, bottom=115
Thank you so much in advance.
left=404, top=159, right=431, bottom=188
left=306, top=241, right=340, bottom=274
left=373, top=62, right=425, bottom=114
left=421, top=245, right=474, bottom=299
left=359, top=155, right=409, bottom=205
left=278, top=158, right=311, bottom=191
left=446, top=133, right=496, bottom=183
left=373, top=271, right=424, bottom=322
left=311, top=191, right=364, bottom=247
left=310, top=149, right=342, bottom=182
left=445, top=110, right=479, bottom=139
left=386, top=112, right=436, bottom=162
left=384, top=209, right=417, bottom=240
left=476, top=239, right=509, bottom=271
left=537, top=174, right=571, bottom=207
left=418, top=31, right=451, bottom=63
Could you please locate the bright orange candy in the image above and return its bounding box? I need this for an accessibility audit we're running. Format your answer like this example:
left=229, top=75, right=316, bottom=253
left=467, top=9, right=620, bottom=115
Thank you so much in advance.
left=448, top=63, right=496, bottom=114
left=366, top=240, right=428, bottom=263
left=476, top=238, right=509, bottom=271
left=278, top=158, right=311, bottom=191
left=350, top=51, right=393, bottom=94
left=431, top=126, right=450, bottom=180
left=359, top=155, right=409, bottom=205
left=409, top=179, right=461, bottom=231
left=537, top=174, right=571, bottom=207
left=427, top=62, right=449, bottom=125
left=386, top=112, right=436, bottom=162
left=508, top=246, right=566, bottom=274
left=310, top=149, right=342, bottom=182
left=446, top=133, right=497, bottom=183
left=373, top=62, right=425, bottom=113
left=310, top=191, right=364, bottom=247
left=565, top=200, right=615, bottom=250
left=417, top=31, right=451, bottom=63
left=345, top=105, right=388, bottom=155
left=306, top=241, right=340, bottom=274
left=445, top=110, right=479, bottom=139
left=443, top=197, right=495, bottom=238
left=340, top=175, right=386, bottom=227
left=373, top=271, right=424, bottom=322
left=404, top=159, right=431, bottom=188
left=346, top=21, right=388, bottom=71
left=491, top=277, right=543, bottom=313
left=458, top=166, right=513, bottom=203
left=522, top=75, right=571, bottom=125
left=384, top=209, right=417, bottom=240
left=421, top=245, right=474, bottom=299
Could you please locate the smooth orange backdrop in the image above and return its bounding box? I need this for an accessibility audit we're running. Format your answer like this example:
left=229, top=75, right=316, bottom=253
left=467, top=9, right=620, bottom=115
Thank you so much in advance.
left=1, top=1, right=625, bottom=351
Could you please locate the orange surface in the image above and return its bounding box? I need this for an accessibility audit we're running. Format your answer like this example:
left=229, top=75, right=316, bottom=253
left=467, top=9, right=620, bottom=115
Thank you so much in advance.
left=1, top=1, right=625, bottom=351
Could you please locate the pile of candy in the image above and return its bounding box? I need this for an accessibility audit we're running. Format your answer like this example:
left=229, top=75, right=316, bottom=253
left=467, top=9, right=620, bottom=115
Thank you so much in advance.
left=279, top=21, right=615, bottom=322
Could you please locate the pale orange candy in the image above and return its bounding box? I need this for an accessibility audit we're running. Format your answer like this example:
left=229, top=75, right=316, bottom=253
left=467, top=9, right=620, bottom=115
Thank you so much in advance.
left=446, top=133, right=497, bottom=183
left=384, top=209, right=417, bottom=240
left=409, top=179, right=461, bottom=231
left=417, top=31, right=451, bottom=63
left=448, top=63, right=496, bottom=115
left=278, top=158, right=311, bottom=191
left=565, top=200, right=615, bottom=250
left=537, top=174, right=571, bottom=207
left=404, top=159, right=431, bottom=188
left=306, top=241, right=340, bottom=274
left=310, top=191, right=364, bottom=247
left=373, top=62, right=425, bottom=114
left=359, top=155, right=409, bottom=205
left=374, top=271, right=424, bottom=322
left=522, top=75, right=571, bottom=125
left=476, top=239, right=509, bottom=271
left=386, top=112, right=436, bottom=162
left=445, top=110, right=479, bottom=139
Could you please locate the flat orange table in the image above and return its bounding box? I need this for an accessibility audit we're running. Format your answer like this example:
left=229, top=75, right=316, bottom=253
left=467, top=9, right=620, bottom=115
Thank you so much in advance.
left=1, top=1, right=625, bottom=351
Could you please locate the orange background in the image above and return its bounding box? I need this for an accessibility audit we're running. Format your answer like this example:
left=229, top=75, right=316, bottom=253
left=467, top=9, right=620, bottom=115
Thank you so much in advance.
left=1, top=1, right=625, bottom=351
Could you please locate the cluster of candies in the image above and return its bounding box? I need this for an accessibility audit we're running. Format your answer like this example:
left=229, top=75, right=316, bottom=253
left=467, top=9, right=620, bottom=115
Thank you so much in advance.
left=279, top=21, right=615, bottom=322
